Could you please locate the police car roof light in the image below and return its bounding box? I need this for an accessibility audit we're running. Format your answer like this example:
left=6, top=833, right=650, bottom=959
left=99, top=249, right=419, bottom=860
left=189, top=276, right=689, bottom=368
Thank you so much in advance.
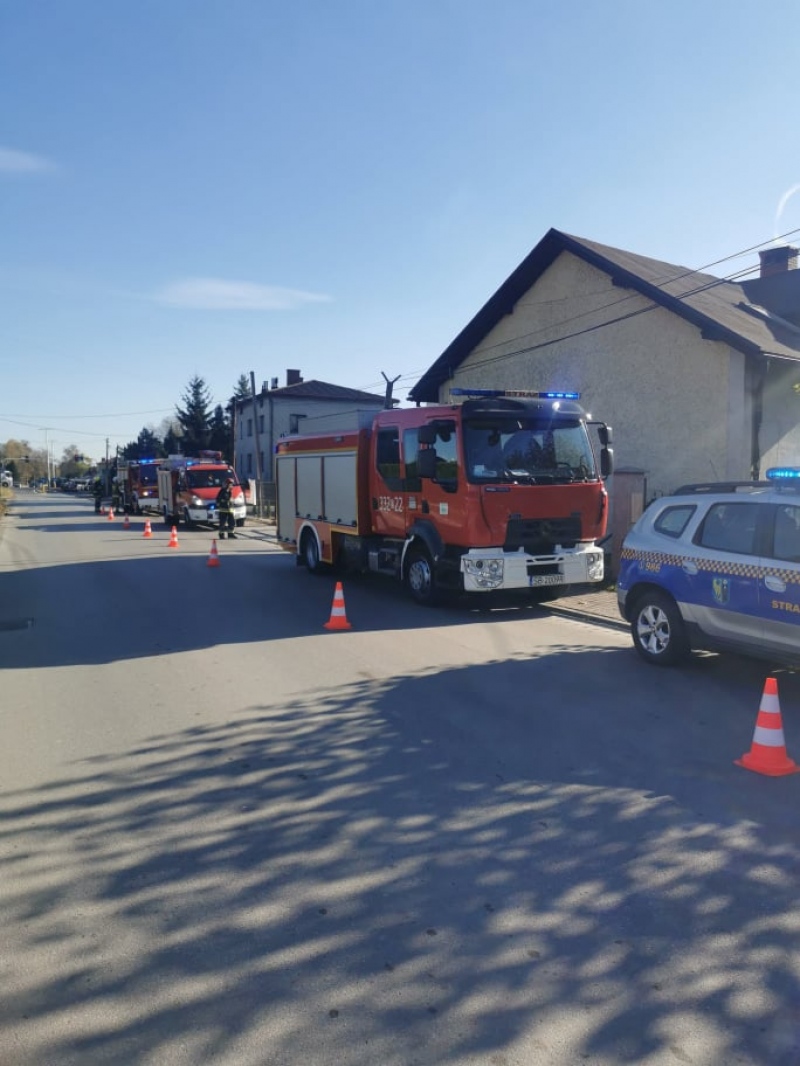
left=450, top=387, right=580, bottom=400
left=766, top=467, right=800, bottom=480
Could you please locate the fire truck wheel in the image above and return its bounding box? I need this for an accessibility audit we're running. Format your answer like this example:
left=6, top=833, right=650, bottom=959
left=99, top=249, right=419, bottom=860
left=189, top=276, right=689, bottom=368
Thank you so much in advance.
left=302, top=530, right=325, bottom=574
left=405, top=546, right=440, bottom=606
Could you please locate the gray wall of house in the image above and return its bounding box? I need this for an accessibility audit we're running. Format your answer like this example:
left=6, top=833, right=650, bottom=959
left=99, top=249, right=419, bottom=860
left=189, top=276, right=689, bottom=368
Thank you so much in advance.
left=234, top=396, right=384, bottom=481
left=761, top=360, right=800, bottom=472
left=443, top=250, right=755, bottom=499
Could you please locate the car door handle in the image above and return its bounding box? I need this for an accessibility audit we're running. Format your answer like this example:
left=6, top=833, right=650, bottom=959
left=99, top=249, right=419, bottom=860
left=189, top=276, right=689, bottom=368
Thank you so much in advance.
left=682, top=559, right=699, bottom=575
left=765, top=574, right=786, bottom=593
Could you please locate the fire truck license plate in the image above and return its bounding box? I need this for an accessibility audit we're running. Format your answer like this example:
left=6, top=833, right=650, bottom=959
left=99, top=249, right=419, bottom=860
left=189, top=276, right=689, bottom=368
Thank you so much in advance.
left=529, top=574, right=564, bottom=587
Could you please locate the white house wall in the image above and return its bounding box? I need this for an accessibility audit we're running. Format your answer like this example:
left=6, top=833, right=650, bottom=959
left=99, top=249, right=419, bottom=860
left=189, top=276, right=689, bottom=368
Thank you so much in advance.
left=446, top=251, right=742, bottom=499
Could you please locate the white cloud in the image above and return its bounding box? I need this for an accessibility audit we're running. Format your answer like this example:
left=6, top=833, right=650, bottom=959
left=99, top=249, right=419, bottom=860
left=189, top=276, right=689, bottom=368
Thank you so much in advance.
left=156, top=277, right=332, bottom=311
left=0, top=147, right=55, bottom=173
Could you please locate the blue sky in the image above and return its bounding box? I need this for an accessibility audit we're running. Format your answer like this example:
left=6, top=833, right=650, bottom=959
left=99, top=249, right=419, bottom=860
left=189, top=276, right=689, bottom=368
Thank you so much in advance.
left=3, top=0, right=800, bottom=461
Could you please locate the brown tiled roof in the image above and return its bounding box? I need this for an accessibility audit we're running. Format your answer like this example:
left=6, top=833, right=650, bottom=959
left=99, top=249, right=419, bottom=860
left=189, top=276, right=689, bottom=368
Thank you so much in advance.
left=411, top=229, right=800, bottom=402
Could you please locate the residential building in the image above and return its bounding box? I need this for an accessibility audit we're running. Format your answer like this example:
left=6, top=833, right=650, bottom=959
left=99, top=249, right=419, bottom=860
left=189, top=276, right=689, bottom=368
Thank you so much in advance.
left=410, top=229, right=800, bottom=501
left=233, top=369, right=385, bottom=482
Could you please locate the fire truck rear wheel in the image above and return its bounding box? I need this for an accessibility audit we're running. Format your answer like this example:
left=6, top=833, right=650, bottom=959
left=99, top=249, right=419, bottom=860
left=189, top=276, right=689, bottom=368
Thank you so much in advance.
left=405, top=546, right=440, bottom=606
left=302, top=530, right=325, bottom=574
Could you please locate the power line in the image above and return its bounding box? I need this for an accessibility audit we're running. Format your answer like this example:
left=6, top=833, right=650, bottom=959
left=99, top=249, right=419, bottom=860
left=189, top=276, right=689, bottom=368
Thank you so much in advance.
left=412, top=227, right=800, bottom=382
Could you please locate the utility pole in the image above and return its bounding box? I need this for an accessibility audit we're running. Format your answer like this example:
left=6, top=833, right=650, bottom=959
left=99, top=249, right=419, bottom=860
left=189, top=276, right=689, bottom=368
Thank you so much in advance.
left=105, top=438, right=110, bottom=494
left=249, top=372, right=264, bottom=519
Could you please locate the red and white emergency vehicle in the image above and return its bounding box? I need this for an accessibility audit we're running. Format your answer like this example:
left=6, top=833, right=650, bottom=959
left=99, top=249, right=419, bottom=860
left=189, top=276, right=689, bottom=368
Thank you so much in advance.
left=116, top=458, right=161, bottom=514
left=157, top=451, right=247, bottom=529
left=275, top=388, right=613, bottom=604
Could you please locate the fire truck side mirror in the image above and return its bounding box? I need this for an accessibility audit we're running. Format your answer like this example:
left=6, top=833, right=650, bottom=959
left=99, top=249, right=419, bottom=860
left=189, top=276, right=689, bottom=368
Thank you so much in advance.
left=418, top=448, right=437, bottom=479
left=418, top=425, right=437, bottom=446
left=601, top=447, right=614, bottom=479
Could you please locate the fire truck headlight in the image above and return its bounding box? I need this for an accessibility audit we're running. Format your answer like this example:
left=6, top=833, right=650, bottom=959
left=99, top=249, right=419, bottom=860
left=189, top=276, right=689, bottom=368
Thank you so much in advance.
left=463, top=557, right=504, bottom=589
left=587, top=551, right=604, bottom=581
left=191, top=495, right=204, bottom=507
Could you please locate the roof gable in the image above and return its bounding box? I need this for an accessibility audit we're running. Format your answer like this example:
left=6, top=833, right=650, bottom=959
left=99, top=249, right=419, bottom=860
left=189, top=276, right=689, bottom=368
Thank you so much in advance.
left=410, top=228, right=800, bottom=401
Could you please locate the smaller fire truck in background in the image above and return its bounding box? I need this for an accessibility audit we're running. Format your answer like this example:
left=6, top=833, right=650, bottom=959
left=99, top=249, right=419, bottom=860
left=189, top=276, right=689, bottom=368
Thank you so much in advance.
left=116, top=458, right=161, bottom=514
left=157, top=451, right=247, bottom=529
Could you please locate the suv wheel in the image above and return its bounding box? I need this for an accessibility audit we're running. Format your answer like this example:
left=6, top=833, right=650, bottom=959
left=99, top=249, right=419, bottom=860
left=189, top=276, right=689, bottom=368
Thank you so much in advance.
left=631, top=591, right=690, bottom=666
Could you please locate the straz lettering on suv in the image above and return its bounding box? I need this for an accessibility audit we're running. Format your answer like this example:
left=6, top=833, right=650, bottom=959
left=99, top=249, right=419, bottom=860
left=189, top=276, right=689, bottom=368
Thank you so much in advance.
left=275, top=388, right=613, bottom=606
left=617, top=468, right=800, bottom=666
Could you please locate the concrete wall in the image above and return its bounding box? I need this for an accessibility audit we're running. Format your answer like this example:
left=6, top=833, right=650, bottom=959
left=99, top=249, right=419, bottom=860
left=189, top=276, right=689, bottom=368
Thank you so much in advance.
left=444, top=250, right=749, bottom=499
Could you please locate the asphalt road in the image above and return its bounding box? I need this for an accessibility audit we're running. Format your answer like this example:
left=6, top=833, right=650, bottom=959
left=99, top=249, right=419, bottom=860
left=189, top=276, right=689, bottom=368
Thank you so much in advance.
left=1, top=491, right=800, bottom=1066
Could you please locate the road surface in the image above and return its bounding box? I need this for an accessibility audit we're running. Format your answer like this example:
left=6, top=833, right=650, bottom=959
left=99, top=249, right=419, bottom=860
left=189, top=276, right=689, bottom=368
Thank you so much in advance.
left=1, top=491, right=799, bottom=1065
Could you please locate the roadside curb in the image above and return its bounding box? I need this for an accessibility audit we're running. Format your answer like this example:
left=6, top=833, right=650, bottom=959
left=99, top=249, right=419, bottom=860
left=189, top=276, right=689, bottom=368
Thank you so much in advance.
left=547, top=603, right=629, bottom=632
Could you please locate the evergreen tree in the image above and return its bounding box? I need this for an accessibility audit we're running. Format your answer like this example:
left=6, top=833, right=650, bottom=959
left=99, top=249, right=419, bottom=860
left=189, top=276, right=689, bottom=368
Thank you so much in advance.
left=209, top=404, right=230, bottom=459
left=175, top=376, right=213, bottom=455
left=233, top=373, right=251, bottom=400
left=121, top=426, right=165, bottom=461
left=163, top=424, right=182, bottom=455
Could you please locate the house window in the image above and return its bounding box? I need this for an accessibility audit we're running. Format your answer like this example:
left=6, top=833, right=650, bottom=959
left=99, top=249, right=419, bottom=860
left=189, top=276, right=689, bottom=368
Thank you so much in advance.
left=290, top=413, right=306, bottom=434
left=258, top=415, right=264, bottom=433
left=247, top=419, right=253, bottom=438
left=247, top=453, right=253, bottom=474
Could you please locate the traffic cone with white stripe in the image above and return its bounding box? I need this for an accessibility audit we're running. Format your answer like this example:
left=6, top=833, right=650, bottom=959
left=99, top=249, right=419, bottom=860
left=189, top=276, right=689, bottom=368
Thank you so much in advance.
left=168, top=526, right=179, bottom=549
left=108, top=506, right=114, bottom=521
left=123, top=513, right=130, bottom=530
left=207, top=539, right=220, bottom=568
left=143, top=519, right=152, bottom=538
left=324, top=581, right=352, bottom=631
left=735, top=677, right=799, bottom=777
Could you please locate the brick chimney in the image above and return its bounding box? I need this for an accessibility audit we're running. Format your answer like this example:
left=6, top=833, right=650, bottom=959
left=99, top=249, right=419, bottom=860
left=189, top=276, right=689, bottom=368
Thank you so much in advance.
left=286, top=369, right=303, bottom=386
left=759, top=245, right=798, bottom=278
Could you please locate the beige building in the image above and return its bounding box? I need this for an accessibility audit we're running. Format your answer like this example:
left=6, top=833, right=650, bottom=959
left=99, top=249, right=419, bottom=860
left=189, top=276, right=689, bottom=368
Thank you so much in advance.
left=411, top=230, right=800, bottom=501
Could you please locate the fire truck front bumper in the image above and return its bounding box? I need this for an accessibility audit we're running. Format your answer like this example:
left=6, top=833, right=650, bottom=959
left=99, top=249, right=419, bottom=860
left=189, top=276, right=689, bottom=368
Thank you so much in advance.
left=460, top=547, right=605, bottom=592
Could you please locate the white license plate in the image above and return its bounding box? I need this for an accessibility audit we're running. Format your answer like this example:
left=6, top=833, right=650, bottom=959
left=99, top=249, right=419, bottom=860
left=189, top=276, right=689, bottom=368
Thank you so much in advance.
left=529, top=574, right=564, bottom=587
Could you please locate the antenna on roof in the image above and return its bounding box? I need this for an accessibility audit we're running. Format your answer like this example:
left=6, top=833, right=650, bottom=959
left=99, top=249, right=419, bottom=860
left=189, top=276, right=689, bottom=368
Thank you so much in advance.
left=382, top=371, right=401, bottom=409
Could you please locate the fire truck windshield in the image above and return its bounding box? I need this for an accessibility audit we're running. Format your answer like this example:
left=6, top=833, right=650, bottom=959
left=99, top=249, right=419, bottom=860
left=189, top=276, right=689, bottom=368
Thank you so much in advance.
left=187, top=469, right=237, bottom=490
left=463, top=417, right=597, bottom=485
left=138, top=466, right=158, bottom=487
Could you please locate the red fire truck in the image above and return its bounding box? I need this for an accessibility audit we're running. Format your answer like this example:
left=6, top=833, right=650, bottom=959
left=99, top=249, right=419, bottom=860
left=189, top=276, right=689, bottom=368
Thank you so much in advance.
left=116, top=458, right=161, bottom=514
left=157, top=452, right=247, bottom=529
left=275, top=388, right=613, bottom=604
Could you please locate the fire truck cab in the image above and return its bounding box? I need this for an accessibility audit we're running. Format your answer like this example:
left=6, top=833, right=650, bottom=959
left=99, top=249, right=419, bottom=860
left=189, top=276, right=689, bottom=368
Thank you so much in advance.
left=116, top=458, right=161, bottom=514
left=276, top=389, right=613, bottom=604
left=157, top=452, right=247, bottom=529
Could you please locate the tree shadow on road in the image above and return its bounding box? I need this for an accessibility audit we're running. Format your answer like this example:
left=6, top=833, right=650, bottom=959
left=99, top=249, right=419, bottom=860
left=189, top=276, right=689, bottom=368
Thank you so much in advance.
left=2, top=650, right=800, bottom=1065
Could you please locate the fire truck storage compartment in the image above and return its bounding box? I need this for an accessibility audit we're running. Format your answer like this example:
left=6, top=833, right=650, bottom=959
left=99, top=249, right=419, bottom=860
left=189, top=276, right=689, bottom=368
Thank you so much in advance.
left=277, top=450, right=358, bottom=542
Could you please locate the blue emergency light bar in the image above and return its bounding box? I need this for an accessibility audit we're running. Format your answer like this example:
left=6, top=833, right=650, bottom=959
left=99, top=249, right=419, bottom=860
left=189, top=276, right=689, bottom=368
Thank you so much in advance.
left=766, top=467, right=800, bottom=480
left=450, top=388, right=580, bottom=400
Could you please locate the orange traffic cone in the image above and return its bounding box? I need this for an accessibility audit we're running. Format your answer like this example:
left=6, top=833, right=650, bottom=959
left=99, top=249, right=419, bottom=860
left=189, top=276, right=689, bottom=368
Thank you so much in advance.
left=168, top=526, right=179, bottom=549
left=324, top=581, right=352, bottom=631
left=107, top=506, right=114, bottom=521
left=143, top=519, right=152, bottom=538
left=123, top=513, right=130, bottom=530
left=207, top=539, right=220, bottom=568
left=736, top=677, right=800, bottom=777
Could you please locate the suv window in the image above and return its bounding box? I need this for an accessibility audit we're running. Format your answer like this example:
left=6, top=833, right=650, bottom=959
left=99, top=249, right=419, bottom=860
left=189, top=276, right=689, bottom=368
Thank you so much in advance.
left=772, top=504, right=800, bottom=563
left=654, top=504, right=695, bottom=538
left=696, top=502, right=760, bottom=556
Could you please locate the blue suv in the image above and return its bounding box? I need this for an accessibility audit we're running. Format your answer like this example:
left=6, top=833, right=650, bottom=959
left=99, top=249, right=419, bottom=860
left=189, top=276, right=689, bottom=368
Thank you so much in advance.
left=617, top=469, right=800, bottom=666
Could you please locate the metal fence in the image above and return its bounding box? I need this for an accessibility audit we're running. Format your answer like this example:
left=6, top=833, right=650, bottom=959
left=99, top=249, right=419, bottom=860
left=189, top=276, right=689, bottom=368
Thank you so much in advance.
left=248, top=480, right=276, bottom=523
